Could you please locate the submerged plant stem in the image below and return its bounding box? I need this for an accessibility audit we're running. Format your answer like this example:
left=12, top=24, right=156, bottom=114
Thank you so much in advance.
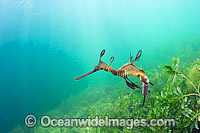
left=179, top=74, right=200, bottom=96
left=181, top=93, right=199, bottom=99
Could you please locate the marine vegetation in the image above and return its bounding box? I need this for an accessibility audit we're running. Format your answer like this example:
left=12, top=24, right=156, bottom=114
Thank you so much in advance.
left=159, top=57, right=200, bottom=132
left=75, top=49, right=153, bottom=106
left=11, top=45, right=200, bottom=133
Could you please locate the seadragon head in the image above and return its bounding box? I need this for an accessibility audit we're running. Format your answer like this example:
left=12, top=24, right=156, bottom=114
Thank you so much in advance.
left=136, top=69, right=146, bottom=78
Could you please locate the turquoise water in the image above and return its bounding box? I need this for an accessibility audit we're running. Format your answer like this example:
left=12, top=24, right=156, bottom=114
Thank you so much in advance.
left=0, top=0, right=200, bottom=132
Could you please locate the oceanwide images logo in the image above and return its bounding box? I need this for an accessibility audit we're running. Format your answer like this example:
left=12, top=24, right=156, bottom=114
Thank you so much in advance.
left=24, top=114, right=175, bottom=129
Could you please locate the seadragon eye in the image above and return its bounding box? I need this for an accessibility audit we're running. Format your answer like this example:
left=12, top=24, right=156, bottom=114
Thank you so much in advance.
left=137, top=74, right=140, bottom=77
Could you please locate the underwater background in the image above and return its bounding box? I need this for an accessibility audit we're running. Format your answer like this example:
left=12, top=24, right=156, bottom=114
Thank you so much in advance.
left=0, top=0, right=200, bottom=132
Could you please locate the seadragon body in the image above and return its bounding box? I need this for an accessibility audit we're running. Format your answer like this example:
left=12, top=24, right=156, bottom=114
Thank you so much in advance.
left=75, top=49, right=153, bottom=106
